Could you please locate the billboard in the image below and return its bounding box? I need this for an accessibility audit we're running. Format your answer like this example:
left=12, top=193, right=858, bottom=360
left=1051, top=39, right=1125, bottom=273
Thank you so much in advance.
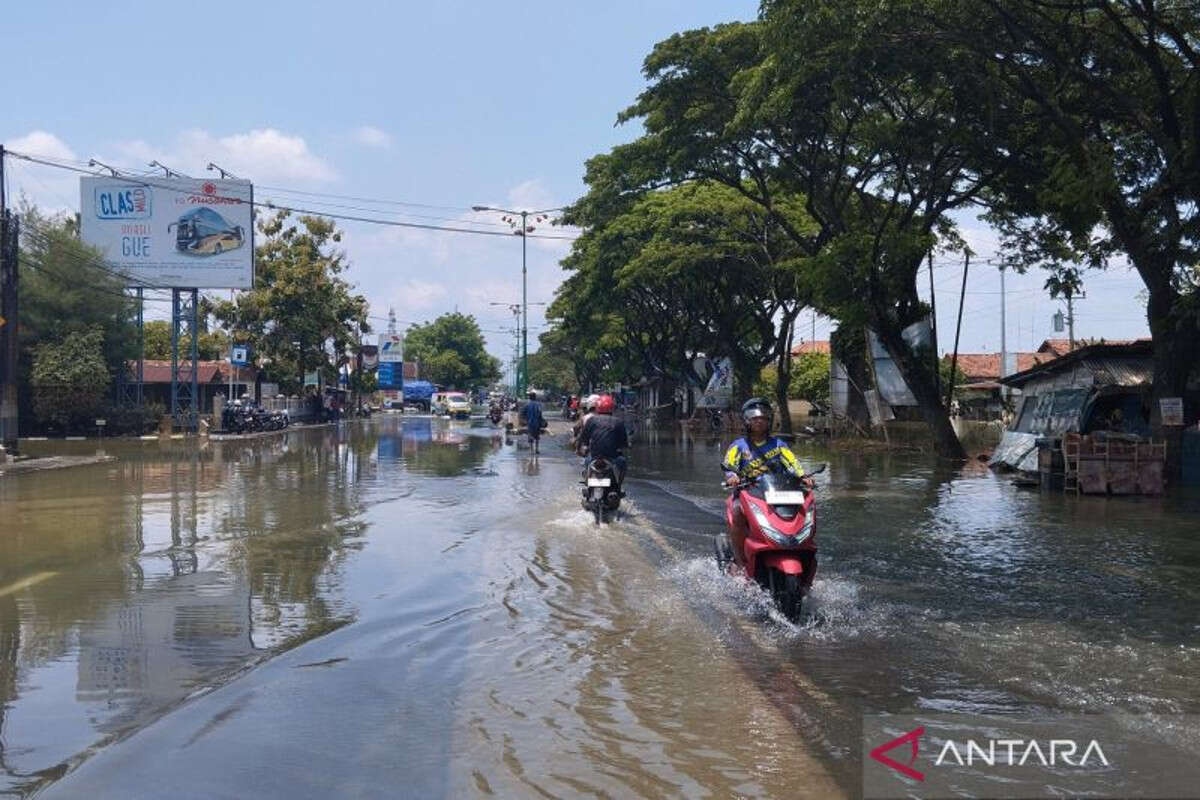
left=80, top=176, right=253, bottom=289
left=378, top=334, right=403, bottom=363
left=377, top=362, right=400, bottom=390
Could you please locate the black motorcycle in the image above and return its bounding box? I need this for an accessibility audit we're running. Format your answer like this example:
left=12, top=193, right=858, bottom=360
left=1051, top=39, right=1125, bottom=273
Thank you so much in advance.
left=581, top=458, right=623, bottom=525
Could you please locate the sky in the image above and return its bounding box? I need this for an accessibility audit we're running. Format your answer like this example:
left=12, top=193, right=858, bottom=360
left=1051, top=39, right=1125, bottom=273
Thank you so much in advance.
left=2, top=0, right=1150, bottom=371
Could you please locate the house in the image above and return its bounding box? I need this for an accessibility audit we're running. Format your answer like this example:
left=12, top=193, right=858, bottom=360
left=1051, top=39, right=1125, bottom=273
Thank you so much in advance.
left=988, top=339, right=1163, bottom=492
left=790, top=340, right=830, bottom=357
left=129, top=360, right=259, bottom=413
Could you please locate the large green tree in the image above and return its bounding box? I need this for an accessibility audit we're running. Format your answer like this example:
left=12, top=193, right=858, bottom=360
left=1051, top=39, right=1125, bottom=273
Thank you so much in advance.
left=937, top=0, right=1200, bottom=438
left=580, top=6, right=1026, bottom=456
left=16, top=207, right=137, bottom=430
left=557, top=181, right=814, bottom=430
left=404, top=313, right=500, bottom=389
left=211, top=211, right=368, bottom=393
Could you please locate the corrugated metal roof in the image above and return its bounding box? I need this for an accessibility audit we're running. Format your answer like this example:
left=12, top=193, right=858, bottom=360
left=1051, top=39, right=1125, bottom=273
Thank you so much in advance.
left=1080, top=357, right=1153, bottom=387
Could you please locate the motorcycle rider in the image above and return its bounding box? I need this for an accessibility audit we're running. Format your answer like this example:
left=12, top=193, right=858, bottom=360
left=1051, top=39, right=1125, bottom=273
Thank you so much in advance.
left=722, top=397, right=812, bottom=562
left=576, top=394, right=628, bottom=485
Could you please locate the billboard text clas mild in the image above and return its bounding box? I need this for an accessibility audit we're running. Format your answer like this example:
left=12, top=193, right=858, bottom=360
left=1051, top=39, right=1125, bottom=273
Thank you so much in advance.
left=80, top=176, right=253, bottom=289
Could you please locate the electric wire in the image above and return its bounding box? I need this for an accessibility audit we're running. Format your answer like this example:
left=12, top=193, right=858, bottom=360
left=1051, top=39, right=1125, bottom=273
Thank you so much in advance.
left=6, top=150, right=580, bottom=241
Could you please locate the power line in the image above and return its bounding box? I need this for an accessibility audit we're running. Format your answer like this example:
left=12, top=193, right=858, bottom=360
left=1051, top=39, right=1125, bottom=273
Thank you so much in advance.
left=7, top=149, right=580, bottom=241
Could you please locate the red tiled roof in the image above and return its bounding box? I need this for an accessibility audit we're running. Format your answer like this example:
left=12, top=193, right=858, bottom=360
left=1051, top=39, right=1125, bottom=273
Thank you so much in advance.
left=944, top=352, right=1055, bottom=381
left=1037, top=337, right=1144, bottom=356
left=129, top=360, right=254, bottom=384
left=790, top=340, right=831, bottom=356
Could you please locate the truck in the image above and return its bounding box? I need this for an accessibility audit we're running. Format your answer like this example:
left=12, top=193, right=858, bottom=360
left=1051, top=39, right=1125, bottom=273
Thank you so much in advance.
left=401, top=380, right=436, bottom=412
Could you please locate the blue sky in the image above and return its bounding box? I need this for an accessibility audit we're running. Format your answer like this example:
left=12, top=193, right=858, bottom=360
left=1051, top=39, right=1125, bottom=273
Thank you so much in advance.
left=3, top=0, right=1150, bottom=367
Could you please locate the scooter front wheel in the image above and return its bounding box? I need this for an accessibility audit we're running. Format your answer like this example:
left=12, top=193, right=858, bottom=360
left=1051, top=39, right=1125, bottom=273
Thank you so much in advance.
left=770, top=570, right=804, bottom=622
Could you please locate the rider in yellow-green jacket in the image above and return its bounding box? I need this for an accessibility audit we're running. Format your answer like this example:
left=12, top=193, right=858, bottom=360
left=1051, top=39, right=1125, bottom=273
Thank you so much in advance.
left=722, top=398, right=811, bottom=563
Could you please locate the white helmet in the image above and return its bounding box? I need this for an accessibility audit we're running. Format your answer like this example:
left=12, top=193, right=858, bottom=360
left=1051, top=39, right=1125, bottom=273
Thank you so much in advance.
left=584, top=394, right=600, bottom=411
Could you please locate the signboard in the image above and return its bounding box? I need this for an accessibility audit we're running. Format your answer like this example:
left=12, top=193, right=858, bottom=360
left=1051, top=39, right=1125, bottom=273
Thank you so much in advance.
left=80, top=176, right=253, bottom=288
left=230, top=344, right=249, bottom=366
left=378, top=334, right=403, bottom=363
left=304, top=371, right=319, bottom=387
left=377, top=362, right=400, bottom=390
left=1160, top=397, right=1185, bottom=426
left=696, top=357, right=733, bottom=409
left=360, top=345, right=379, bottom=370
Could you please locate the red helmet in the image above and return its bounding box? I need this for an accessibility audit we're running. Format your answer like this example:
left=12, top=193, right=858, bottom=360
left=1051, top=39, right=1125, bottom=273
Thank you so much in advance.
left=595, top=394, right=616, bottom=414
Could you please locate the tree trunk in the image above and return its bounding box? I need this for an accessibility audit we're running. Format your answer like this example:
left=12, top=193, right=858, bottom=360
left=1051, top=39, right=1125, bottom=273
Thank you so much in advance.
left=874, top=320, right=966, bottom=459
left=774, top=317, right=795, bottom=435
left=1145, top=282, right=1199, bottom=480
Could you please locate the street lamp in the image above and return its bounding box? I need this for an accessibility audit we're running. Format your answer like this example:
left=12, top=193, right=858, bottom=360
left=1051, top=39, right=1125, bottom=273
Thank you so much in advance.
left=472, top=205, right=563, bottom=395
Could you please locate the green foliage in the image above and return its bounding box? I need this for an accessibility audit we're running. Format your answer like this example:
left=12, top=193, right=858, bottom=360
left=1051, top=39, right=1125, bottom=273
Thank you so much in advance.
left=754, top=352, right=831, bottom=404
left=553, top=181, right=812, bottom=398
left=17, top=207, right=137, bottom=431
left=210, top=210, right=368, bottom=392
left=404, top=313, right=499, bottom=389
left=142, top=320, right=225, bottom=361
left=526, top=347, right=576, bottom=395
left=30, top=328, right=111, bottom=431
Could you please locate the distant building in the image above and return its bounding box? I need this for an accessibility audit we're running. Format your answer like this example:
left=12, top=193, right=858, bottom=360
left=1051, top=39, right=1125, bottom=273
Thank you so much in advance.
left=790, top=340, right=830, bottom=357
left=128, top=360, right=259, bottom=411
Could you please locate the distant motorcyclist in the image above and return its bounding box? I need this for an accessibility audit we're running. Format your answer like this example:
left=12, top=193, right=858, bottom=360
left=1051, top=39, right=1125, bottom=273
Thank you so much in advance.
left=571, top=394, right=598, bottom=447
left=722, top=397, right=811, bottom=562
left=577, top=394, right=628, bottom=484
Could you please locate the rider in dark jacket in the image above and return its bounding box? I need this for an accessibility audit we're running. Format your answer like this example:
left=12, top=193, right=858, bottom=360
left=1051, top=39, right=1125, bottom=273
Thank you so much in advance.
left=576, top=394, right=628, bottom=483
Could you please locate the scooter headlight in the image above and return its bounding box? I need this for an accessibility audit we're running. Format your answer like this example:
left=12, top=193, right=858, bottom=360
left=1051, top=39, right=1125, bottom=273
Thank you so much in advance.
left=793, top=511, right=814, bottom=545
left=750, top=504, right=814, bottom=546
left=749, top=504, right=791, bottom=546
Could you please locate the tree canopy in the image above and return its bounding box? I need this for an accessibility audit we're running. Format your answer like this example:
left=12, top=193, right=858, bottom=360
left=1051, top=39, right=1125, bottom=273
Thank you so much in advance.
left=211, top=210, right=368, bottom=393
left=404, top=313, right=500, bottom=389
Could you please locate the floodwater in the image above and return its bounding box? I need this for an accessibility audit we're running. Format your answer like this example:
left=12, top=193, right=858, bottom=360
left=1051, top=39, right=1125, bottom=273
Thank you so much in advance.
left=1, top=417, right=1199, bottom=798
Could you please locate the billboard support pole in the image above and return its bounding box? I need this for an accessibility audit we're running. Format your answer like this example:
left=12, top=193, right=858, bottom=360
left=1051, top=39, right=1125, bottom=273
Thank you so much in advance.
left=171, top=288, right=199, bottom=432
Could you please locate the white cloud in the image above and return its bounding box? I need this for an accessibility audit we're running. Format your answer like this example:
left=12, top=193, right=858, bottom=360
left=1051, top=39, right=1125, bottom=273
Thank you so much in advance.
left=3, top=130, right=82, bottom=213
left=353, top=125, right=392, bottom=149
left=7, top=130, right=76, bottom=162
left=110, top=128, right=337, bottom=183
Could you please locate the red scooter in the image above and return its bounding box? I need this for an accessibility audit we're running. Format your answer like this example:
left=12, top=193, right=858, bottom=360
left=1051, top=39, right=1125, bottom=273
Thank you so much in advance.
left=715, top=463, right=826, bottom=621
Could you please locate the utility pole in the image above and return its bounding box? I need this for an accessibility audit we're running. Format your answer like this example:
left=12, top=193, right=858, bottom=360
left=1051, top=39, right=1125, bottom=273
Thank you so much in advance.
left=928, top=250, right=941, bottom=398
left=471, top=204, right=563, bottom=395
left=946, top=251, right=970, bottom=411
left=0, top=144, right=19, bottom=455
left=999, top=265, right=1008, bottom=399
left=1067, top=293, right=1076, bottom=351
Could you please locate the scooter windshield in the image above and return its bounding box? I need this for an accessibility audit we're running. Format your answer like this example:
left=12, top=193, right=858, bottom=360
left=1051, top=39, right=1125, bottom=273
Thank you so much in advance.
left=743, top=470, right=806, bottom=500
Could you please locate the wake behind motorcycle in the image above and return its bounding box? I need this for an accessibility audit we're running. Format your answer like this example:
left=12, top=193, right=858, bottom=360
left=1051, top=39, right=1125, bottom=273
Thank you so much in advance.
left=716, top=463, right=826, bottom=621
left=581, top=457, right=623, bottom=525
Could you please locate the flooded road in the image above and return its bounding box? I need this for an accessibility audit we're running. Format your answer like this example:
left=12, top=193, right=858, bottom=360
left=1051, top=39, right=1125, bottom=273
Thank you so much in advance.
left=2, top=417, right=1200, bottom=797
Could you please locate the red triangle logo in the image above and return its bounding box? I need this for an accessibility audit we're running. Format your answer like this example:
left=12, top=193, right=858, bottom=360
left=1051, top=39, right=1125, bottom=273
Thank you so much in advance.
left=869, top=726, right=925, bottom=781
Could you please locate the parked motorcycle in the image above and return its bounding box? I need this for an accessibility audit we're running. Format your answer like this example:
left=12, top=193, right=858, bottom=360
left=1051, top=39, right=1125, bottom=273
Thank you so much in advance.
left=716, top=463, right=826, bottom=621
left=581, top=457, right=623, bottom=525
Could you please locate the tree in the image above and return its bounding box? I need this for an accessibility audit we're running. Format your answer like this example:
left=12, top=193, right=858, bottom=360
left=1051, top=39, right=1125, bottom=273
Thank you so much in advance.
left=17, top=206, right=137, bottom=430
left=526, top=346, right=577, bottom=395
left=580, top=6, right=1028, bottom=456
left=404, top=313, right=500, bottom=389
left=211, top=211, right=368, bottom=393
left=142, top=320, right=225, bottom=361
left=557, top=181, right=814, bottom=430
left=939, top=1, right=1200, bottom=442
left=30, top=328, right=110, bottom=431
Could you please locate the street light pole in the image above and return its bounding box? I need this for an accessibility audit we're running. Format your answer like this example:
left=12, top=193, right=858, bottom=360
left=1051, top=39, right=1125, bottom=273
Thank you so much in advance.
left=472, top=204, right=563, bottom=396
